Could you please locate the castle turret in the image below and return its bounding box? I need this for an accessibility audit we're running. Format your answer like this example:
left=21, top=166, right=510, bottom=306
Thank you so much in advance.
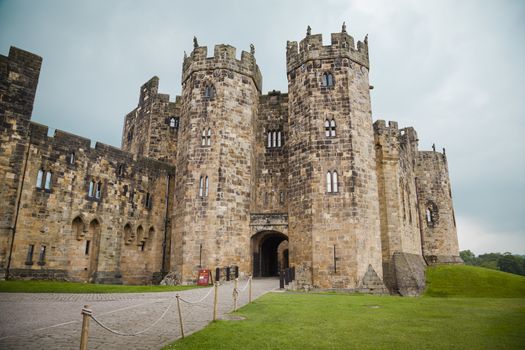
left=172, top=41, right=261, bottom=282
left=286, top=26, right=385, bottom=291
left=415, top=149, right=461, bottom=264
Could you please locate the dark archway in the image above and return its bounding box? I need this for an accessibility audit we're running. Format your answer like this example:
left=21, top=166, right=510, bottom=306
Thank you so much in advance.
left=251, top=231, right=288, bottom=277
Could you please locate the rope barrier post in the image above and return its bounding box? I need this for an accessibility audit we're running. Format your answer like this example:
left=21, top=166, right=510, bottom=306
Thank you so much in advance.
left=249, top=275, right=252, bottom=303
left=176, top=294, right=185, bottom=339
left=213, top=282, right=219, bottom=321
left=79, top=305, right=91, bottom=350
left=233, top=278, right=238, bottom=312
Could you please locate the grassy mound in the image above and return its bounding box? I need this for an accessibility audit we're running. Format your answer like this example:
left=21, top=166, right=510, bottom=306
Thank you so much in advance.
left=0, top=280, right=202, bottom=293
left=424, top=264, right=525, bottom=298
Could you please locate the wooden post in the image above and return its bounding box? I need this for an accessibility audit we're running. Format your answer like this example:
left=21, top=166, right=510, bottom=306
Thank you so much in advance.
left=233, top=278, right=238, bottom=312
left=249, top=275, right=252, bottom=303
left=79, top=305, right=91, bottom=350
left=176, top=295, right=185, bottom=339
left=213, top=282, right=218, bottom=321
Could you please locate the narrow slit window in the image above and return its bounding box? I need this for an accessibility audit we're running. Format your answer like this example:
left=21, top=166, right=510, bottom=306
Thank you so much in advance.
left=26, top=244, right=34, bottom=264
left=38, top=245, right=46, bottom=265
left=205, top=176, right=209, bottom=197
left=140, top=241, right=146, bottom=251
left=272, top=131, right=277, bottom=147
left=325, top=120, right=330, bottom=137
left=201, top=130, right=206, bottom=146
left=207, top=128, right=211, bottom=146
left=332, top=171, right=338, bottom=192
left=169, top=117, right=176, bottom=128
left=267, top=132, right=272, bottom=148
left=44, top=172, right=52, bottom=190
left=69, top=152, right=75, bottom=164
left=85, top=240, right=90, bottom=255
left=199, top=176, right=204, bottom=197
left=36, top=169, right=44, bottom=189
left=326, top=172, right=332, bottom=193
left=426, top=208, right=432, bottom=223
left=277, top=131, right=282, bottom=147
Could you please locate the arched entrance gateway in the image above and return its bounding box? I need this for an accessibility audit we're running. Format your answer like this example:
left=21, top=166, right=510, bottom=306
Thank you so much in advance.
left=251, top=231, right=288, bottom=277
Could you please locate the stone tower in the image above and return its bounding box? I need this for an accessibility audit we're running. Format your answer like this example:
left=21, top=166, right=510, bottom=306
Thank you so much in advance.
left=286, top=27, right=384, bottom=290
left=172, top=42, right=262, bottom=282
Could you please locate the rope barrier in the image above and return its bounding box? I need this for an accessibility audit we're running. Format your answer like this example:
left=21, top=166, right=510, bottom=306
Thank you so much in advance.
left=89, top=301, right=173, bottom=336
left=238, top=276, right=252, bottom=292
left=178, top=286, right=214, bottom=304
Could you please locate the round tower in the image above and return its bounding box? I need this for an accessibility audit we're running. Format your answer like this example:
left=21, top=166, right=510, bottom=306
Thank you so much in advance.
left=286, top=25, right=384, bottom=290
left=172, top=41, right=262, bottom=282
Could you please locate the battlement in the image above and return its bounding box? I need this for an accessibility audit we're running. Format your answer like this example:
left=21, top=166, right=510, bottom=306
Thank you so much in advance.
left=373, top=120, right=398, bottom=133
left=260, top=90, right=289, bottom=105
left=139, top=76, right=159, bottom=105
left=286, top=26, right=369, bottom=73
left=182, top=43, right=262, bottom=92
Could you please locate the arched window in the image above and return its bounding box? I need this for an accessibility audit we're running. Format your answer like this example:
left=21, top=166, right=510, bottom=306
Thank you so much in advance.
left=277, top=131, right=282, bottom=147
left=330, top=119, right=336, bottom=137
left=169, top=117, right=176, bottom=128
left=205, top=176, right=209, bottom=197
left=204, top=85, right=215, bottom=99
left=325, top=120, right=330, bottom=137
left=199, top=176, right=204, bottom=197
left=88, top=180, right=95, bottom=197
left=272, top=131, right=277, bottom=148
left=267, top=132, right=272, bottom=148
left=36, top=169, right=44, bottom=189
left=425, top=208, right=432, bottom=223
left=95, top=181, right=102, bottom=199
left=44, top=171, right=52, bottom=190
left=201, top=130, right=206, bottom=146
left=207, top=128, right=211, bottom=146
left=322, top=72, right=334, bottom=87
left=326, top=171, right=339, bottom=193
left=267, top=130, right=283, bottom=149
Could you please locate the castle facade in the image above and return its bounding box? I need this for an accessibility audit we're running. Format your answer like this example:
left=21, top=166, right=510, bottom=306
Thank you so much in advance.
left=0, top=26, right=461, bottom=294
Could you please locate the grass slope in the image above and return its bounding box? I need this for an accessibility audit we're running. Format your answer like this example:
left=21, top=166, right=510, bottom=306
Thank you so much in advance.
left=164, top=265, right=525, bottom=350
left=0, top=280, right=201, bottom=293
left=425, top=264, right=525, bottom=298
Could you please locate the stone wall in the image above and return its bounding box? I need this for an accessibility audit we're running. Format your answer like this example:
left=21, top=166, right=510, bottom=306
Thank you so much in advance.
left=6, top=121, right=175, bottom=284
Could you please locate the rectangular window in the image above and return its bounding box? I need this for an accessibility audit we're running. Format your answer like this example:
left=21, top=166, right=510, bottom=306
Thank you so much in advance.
left=25, top=244, right=34, bottom=265
left=205, top=176, right=209, bottom=197
left=199, top=176, right=204, bottom=197
left=36, top=170, right=43, bottom=189
left=85, top=240, right=90, bottom=255
left=38, top=245, right=46, bottom=265
left=44, top=172, right=52, bottom=190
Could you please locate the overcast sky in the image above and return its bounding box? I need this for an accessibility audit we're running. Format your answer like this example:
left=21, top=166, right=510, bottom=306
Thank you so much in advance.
left=1, top=0, right=524, bottom=255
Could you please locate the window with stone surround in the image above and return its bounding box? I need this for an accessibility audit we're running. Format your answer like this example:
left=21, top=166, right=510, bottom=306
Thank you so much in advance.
left=321, top=72, right=334, bottom=87
left=169, top=117, right=179, bottom=129
left=44, top=171, right=52, bottom=191
left=199, top=176, right=209, bottom=198
left=325, top=119, right=336, bottom=137
left=326, top=171, right=339, bottom=193
left=88, top=181, right=95, bottom=197
left=36, top=169, right=44, bottom=189
left=68, top=152, right=75, bottom=165
left=425, top=201, right=439, bottom=228
left=267, top=130, right=283, bottom=148
left=204, top=85, right=215, bottom=99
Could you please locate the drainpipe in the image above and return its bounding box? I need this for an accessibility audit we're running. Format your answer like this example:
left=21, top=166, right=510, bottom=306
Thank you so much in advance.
left=161, top=173, right=171, bottom=277
left=6, top=129, right=32, bottom=280
left=414, top=177, right=429, bottom=265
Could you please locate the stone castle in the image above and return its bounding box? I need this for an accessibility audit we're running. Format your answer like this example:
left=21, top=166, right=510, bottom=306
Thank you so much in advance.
left=0, top=25, right=461, bottom=295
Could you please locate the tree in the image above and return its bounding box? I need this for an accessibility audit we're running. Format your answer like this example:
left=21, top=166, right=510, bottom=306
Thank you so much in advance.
left=460, top=250, right=477, bottom=265
left=497, top=253, right=525, bottom=276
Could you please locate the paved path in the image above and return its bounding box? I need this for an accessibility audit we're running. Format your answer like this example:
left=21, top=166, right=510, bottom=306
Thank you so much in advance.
left=0, top=278, right=279, bottom=349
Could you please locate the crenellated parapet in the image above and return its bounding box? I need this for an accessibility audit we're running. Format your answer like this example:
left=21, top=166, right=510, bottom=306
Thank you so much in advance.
left=374, top=120, right=400, bottom=160
left=286, top=28, right=369, bottom=73
left=182, top=43, right=262, bottom=92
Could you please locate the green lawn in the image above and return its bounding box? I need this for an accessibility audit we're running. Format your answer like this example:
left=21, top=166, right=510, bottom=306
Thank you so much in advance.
left=425, top=264, right=525, bottom=298
left=164, top=266, right=525, bottom=350
left=0, top=280, right=201, bottom=293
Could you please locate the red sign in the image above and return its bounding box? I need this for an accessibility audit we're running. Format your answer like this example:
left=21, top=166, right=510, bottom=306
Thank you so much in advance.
left=197, top=269, right=212, bottom=286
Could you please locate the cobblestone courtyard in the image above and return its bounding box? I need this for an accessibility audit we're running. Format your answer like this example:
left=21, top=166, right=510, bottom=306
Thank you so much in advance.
left=0, top=278, right=278, bottom=349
